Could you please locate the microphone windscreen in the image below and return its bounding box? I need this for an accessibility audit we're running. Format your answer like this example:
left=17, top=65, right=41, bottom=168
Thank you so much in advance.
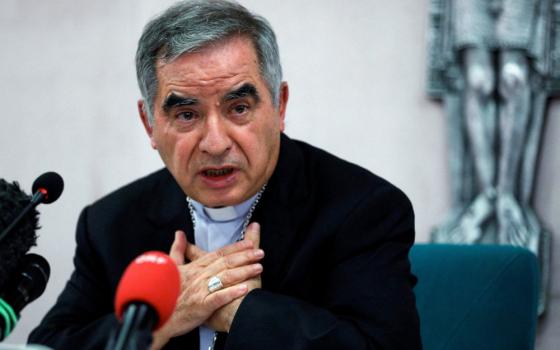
left=2, top=253, right=50, bottom=313
left=114, top=251, right=180, bottom=330
left=0, top=179, right=39, bottom=291
left=31, top=172, right=64, bottom=204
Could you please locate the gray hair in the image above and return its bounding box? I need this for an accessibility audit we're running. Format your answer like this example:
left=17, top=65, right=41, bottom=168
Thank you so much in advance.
left=135, top=0, right=283, bottom=123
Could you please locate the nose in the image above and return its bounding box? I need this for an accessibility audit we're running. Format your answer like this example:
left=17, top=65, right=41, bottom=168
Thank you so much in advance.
left=198, top=113, right=232, bottom=156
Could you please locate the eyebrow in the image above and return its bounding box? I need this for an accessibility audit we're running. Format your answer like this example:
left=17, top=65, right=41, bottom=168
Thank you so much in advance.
left=162, top=93, right=198, bottom=112
left=223, top=83, right=260, bottom=103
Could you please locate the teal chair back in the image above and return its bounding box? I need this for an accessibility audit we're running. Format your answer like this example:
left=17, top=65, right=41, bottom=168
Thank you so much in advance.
left=410, top=244, right=539, bottom=350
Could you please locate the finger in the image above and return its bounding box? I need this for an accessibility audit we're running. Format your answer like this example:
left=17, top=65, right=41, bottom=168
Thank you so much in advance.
left=205, top=284, right=248, bottom=310
left=185, top=240, right=207, bottom=262
left=205, top=248, right=264, bottom=276
left=194, top=239, right=254, bottom=266
left=215, top=239, right=254, bottom=257
left=169, top=230, right=187, bottom=265
left=217, top=263, right=263, bottom=287
left=244, top=222, right=260, bottom=249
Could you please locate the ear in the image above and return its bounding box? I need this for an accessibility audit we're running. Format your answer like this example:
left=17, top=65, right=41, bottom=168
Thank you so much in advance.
left=138, top=100, right=158, bottom=149
left=277, top=82, right=289, bottom=132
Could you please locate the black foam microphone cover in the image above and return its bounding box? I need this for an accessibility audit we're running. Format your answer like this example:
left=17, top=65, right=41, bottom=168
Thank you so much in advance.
left=1, top=253, right=50, bottom=312
left=0, top=253, right=50, bottom=341
left=32, top=172, right=64, bottom=204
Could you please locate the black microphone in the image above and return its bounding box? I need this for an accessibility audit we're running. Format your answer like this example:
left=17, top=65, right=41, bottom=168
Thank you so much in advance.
left=0, top=180, right=40, bottom=292
left=0, top=172, right=63, bottom=245
left=0, top=174, right=59, bottom=341
left=0, top=253, right=50, bottom=341
left=31, top=172, right=64, bottom=205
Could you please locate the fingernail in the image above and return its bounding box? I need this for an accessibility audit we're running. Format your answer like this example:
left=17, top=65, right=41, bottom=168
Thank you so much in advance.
left=238, top=284, right=248, bottom=293
left=254, top=263, right=263, bottom=272
left=254, top=249, right=264, bottom=258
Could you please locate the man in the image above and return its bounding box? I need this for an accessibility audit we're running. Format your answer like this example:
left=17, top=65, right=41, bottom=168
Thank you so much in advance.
left=29, top=1, right=421, bottom=349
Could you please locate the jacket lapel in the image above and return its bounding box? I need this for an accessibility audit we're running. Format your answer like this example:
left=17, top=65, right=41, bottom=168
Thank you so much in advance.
left=253, top=134, right=310, bottom=290
left=145, top=169, right=194, bottom=249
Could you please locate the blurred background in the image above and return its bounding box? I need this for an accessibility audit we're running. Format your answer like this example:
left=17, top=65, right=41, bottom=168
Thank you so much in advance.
left=0, top=0, right=558, bottom=348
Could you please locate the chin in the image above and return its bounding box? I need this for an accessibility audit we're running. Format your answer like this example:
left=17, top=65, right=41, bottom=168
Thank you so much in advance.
left=191, top=191, right=244, bottom=208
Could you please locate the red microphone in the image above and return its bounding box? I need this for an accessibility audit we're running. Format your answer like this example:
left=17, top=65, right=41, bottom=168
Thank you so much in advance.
left=106, top=251, right=180, bottom=350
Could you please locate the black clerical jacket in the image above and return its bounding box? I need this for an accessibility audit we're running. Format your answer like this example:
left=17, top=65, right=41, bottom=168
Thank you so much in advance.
left=29, top=134, right=421, bottom=349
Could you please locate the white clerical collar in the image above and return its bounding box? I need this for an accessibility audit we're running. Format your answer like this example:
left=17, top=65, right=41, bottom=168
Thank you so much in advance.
left=188, top=192, right=259, bottom=223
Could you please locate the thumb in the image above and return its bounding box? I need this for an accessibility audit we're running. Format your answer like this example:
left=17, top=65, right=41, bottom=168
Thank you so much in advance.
left=169, top=230, right=187, bottom=265
left=244, top=222, right=261, bottom=249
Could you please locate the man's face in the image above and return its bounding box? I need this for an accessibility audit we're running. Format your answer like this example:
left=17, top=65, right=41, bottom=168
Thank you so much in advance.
left=139, top=36, right=288, bottom=207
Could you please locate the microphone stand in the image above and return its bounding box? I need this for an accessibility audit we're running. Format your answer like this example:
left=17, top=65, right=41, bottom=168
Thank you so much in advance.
left=106, top=303, right=157, bottom=350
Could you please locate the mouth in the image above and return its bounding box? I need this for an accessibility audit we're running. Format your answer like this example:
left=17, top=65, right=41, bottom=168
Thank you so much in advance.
left=202, top=167, right=235, bottom=178
left=198, top=167, right=239, bottom=189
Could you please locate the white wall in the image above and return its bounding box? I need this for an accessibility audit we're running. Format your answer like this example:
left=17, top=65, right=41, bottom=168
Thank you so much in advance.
left=0, top=0, right=558, bottom=348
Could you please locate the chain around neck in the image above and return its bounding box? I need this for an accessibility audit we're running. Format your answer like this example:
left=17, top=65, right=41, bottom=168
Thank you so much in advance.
left=186, top=183, right=266, bottom=242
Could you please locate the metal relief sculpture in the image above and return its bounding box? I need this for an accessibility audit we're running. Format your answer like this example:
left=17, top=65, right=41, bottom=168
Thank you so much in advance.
left=427, top=0, right=558, bottom=314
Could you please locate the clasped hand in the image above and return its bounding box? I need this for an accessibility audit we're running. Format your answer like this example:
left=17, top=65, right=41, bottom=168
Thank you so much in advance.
left=151, top=223, right=263, bottom=349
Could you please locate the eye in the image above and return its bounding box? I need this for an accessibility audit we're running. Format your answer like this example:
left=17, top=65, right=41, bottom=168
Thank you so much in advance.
left=231, top=103, right=250, bottom=116
left=176, top=110, right=197, bottom=122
